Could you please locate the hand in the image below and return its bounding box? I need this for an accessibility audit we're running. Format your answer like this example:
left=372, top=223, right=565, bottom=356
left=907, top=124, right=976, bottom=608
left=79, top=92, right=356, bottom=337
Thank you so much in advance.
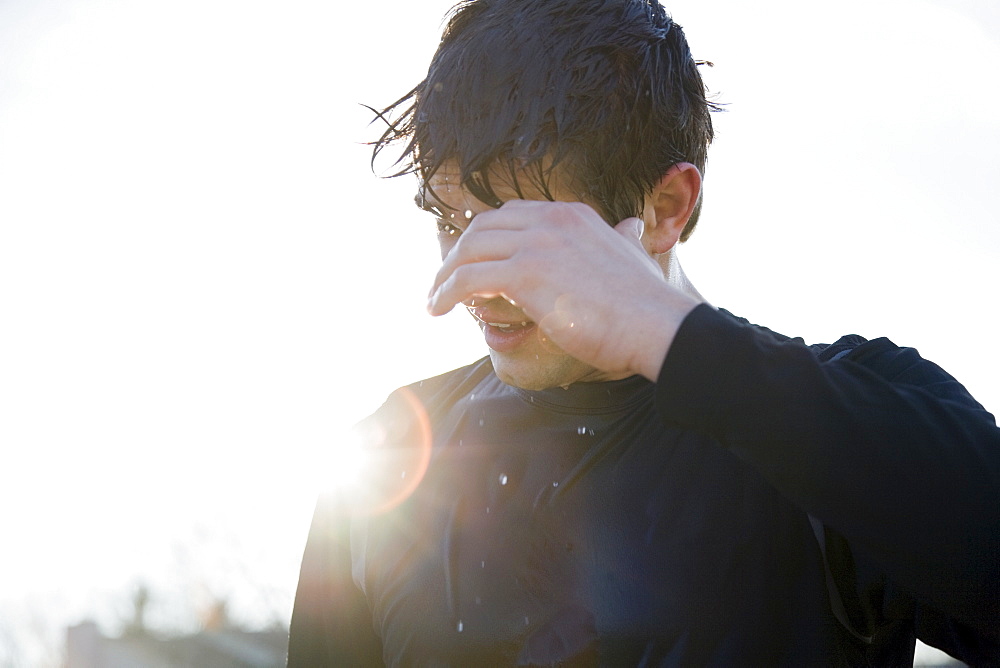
left=426, top=200, right=702, bottom=381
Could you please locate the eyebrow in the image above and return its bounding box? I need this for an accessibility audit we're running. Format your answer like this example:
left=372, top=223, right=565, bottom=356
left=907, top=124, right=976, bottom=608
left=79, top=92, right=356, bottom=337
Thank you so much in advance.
left=414, top=192, right=509, bottom=221
left=414, top=190, right=448, bottom=214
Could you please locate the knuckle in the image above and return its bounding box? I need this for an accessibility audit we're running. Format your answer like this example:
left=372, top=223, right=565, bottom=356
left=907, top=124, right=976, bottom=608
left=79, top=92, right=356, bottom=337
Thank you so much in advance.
left=451, top=265, right=473, bottom=292
left=549, top=201, right=594, bottom=230
left=551, top=201, right=577, bottom=220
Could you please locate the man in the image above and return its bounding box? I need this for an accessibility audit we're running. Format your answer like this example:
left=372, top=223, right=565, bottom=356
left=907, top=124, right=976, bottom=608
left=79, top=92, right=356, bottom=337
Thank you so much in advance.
left=288, top=0, right=1000, bottom=664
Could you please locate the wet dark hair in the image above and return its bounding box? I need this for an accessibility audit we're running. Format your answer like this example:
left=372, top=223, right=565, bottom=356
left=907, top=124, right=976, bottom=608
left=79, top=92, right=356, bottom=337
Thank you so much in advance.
left=371, top=0, right=719, bottom=241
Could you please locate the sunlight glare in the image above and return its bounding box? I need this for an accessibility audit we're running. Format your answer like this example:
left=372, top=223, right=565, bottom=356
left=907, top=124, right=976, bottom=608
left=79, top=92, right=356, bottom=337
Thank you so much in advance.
left=311, top=388, right=434, bottom=517
left=317, top=424, right=381, bottom=496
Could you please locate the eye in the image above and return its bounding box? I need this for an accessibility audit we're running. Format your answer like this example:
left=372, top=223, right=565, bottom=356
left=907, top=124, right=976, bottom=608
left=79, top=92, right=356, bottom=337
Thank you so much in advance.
left=436, top=219, right=463, bottom=237
left=427, top=207, right=472, bottom=238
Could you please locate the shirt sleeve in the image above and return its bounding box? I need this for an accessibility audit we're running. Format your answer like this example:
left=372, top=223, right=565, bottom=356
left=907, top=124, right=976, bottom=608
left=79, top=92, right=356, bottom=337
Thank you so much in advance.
left=287, top=491, right=384, bottom=667
left=654, top=304, right=1000, bottom=642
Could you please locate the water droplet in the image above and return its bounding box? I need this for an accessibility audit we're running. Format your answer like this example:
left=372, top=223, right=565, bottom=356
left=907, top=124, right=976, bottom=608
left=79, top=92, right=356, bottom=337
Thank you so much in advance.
left=456, top=620, right=464, bottom=632
left=450, top=212, right=456, bottom=219
left=499, top=474, right=508, bottom=485
left=552, top=481, right=559, bottom=487
left=470, top=393, right=476, bottom=400
left=577, top=426, right=586, bottom=435
left=464, top=209, right=473, bottom=219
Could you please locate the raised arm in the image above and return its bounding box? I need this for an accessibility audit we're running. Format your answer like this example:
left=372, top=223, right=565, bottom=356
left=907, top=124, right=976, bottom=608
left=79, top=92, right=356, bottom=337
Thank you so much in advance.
left=655, top=304, right=1000, bottom=639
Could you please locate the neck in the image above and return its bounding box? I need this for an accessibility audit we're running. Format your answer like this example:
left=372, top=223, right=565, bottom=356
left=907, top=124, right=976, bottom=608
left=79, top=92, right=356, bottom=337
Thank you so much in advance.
left=661, top=249, right=706, bottom=303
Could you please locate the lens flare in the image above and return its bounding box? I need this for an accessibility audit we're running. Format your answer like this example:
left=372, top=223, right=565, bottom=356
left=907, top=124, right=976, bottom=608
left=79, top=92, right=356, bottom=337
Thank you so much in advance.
left=326, top=387, right=433, bottom=516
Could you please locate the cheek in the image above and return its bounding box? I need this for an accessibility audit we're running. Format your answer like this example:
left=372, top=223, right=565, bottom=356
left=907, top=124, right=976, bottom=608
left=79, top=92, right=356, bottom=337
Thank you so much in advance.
left=436, top=234, right=459, bottom=260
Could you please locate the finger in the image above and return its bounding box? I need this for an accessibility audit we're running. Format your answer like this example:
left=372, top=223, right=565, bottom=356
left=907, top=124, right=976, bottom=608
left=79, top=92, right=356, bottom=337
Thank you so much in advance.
left=429, top=229, right=522, bottom=298
left=469, top=199, right=583, bottom=231
left=613, top=216, right=644, bottom=245
left=428, top=260, right=531, bottom=317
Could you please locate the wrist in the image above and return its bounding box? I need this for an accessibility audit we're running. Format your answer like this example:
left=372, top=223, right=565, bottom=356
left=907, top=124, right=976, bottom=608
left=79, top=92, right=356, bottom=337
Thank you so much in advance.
left=635, top=293, right=704, bottom=382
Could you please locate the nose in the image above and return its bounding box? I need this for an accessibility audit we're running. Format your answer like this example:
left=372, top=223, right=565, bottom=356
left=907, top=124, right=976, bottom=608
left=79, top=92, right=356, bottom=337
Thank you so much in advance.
left=463, top=294, right=519, bottom=309
left=462, top=293, right=495, bottom=308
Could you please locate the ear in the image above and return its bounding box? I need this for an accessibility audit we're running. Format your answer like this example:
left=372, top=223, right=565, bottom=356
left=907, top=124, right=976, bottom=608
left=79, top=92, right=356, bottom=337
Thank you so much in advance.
left=642, top=162, right=702, bottom=254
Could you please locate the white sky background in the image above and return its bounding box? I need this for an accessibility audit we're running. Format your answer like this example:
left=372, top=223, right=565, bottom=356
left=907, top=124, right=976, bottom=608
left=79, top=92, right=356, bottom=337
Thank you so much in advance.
left=0, top=0, right=997, bottom=663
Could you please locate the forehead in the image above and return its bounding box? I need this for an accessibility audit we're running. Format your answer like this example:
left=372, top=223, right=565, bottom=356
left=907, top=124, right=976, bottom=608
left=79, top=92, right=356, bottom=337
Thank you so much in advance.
left=418, top=161, right=578, bottom=211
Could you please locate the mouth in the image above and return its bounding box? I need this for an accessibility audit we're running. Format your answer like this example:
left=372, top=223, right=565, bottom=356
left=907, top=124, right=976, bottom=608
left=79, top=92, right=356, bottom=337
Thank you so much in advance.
left=467, top=306, right=533, bottom=330
left=466, top=305, right=537, bottom=352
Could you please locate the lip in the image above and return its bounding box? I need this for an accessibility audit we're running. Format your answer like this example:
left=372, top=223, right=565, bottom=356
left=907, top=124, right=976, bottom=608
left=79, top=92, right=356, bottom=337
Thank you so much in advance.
left=467, top=305, right=537, bottom=354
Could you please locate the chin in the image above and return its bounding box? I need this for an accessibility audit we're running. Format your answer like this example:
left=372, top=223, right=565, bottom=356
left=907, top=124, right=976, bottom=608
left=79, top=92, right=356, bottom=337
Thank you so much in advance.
left=488, top=349, right=596, bottom=390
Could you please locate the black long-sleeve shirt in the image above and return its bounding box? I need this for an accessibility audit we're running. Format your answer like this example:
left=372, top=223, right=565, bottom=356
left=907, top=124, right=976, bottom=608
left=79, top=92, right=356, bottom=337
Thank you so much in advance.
left=288, top=305, right=1000, bottom=666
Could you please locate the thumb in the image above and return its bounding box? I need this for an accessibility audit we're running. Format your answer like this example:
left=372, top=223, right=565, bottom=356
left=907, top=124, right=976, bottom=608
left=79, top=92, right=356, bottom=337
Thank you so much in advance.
left=613, top=216, right=644, bottom=244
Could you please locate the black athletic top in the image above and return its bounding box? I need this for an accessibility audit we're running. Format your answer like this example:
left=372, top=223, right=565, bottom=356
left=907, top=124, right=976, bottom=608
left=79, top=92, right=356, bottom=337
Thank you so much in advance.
left=288, top=305, right=1000, bottom=666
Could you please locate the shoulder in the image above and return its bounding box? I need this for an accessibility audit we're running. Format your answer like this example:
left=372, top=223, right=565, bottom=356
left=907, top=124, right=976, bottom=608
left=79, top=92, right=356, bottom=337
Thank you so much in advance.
left=811, top=334, right=991, bottom=414
left=400, top=356, right=496, bottom=411
left=366, top=356, right=497, bottom=428
left=719, top=307, right=989, bottom=413
left=401, top=355, right=496, bottom=399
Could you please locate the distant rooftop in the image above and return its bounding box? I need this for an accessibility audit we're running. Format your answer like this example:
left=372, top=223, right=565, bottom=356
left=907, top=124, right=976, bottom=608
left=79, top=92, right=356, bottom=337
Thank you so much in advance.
left=66, top=620, right=287, bottom=668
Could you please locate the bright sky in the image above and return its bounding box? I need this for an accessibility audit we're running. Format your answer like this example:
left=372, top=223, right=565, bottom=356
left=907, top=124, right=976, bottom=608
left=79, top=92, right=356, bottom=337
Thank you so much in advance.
left=0, top=0, right=997, bottom=664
